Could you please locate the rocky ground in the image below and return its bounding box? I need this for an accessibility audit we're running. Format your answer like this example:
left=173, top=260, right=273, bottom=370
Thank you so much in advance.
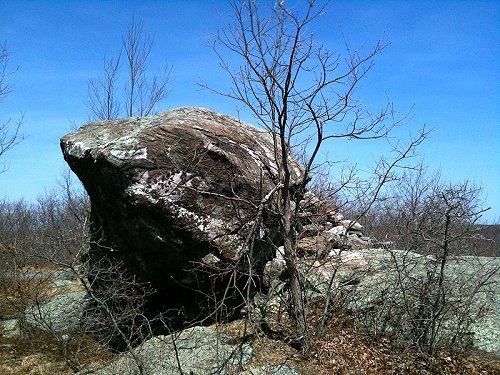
left=1, top=316, right=499, bottom=374
left=1, top=256, right=498, bottom=375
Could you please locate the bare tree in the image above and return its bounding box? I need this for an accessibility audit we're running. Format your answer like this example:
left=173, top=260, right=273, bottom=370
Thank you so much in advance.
left=0, top=42, right=23, bottom=172
left=85, top=18, right=171, bottom=121
left=206, top=0, right=426, bottom=346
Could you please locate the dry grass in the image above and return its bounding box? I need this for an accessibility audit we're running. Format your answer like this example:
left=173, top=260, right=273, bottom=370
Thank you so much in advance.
left=0, top=336, right=72, bottom=375
left=303, top=323, right=500, bottom=374
left=0, top=265, right=83, bottom=311
left=219, top=307, right=500, bottom=374
left=290, top=302, right=500, bottom=374
left=0, top=329, right=117, bottom=374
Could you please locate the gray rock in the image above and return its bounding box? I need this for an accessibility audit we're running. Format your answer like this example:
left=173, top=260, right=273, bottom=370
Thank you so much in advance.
left=263, top=258, right=287, bottom=289
left=330, top=212, right=344, bottom=223
left=89, top=325, right=253, bottom=375
left=325, top=226, right=346, bottom=237
left=0, top=319, right=20, bottom=338
left=340, top=219, right=363, bottom=231
left=347, top=234, right=371, bottom=249
left=340, top=249, right=500, bottom=353
left=24, top=290, right=86, bottom=333
left=239, top=364, right=299, bottom=375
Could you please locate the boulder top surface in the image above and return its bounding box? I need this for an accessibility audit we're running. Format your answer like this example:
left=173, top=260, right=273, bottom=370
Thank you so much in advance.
left=61, top=106, right=303, bottom=182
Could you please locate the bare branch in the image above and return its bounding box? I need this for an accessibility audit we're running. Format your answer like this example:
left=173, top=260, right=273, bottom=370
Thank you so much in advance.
left=85, top=18, right=171, bottom=121
left=0, top=42, right=23, bottom=172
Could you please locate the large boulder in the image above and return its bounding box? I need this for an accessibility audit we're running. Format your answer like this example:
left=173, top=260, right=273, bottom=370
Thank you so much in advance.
left=61, top=107, right=304, bottom=313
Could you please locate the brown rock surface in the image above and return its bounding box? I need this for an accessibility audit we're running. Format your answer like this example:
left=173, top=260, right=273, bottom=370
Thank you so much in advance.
left=61, top=107, right=304, bottom=307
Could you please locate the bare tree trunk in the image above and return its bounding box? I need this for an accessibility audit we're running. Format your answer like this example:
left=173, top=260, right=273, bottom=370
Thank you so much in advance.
left=205, top=0, right=424, bottom=350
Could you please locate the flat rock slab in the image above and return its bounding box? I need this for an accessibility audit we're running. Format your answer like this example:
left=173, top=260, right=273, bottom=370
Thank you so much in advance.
left=239, top=365, right=299, bottom=375
left=89, top=326, right=253, bottom=375
left=24, top=291, right=87, bottom=333
left=0, top=319, right=20, bottom=338
left=337, top=249, right=500, bottom=354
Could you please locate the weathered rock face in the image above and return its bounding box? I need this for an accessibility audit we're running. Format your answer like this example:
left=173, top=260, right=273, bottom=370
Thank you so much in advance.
left=61, top=107, right=304, bottom=307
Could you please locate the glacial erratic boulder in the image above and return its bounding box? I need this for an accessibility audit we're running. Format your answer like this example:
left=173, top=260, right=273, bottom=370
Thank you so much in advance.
left=61, top=107, right=304, bottom=304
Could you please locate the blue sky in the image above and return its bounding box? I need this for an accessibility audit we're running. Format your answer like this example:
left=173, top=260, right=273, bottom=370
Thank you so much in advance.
left=0, top=0, right=499, bottom=222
